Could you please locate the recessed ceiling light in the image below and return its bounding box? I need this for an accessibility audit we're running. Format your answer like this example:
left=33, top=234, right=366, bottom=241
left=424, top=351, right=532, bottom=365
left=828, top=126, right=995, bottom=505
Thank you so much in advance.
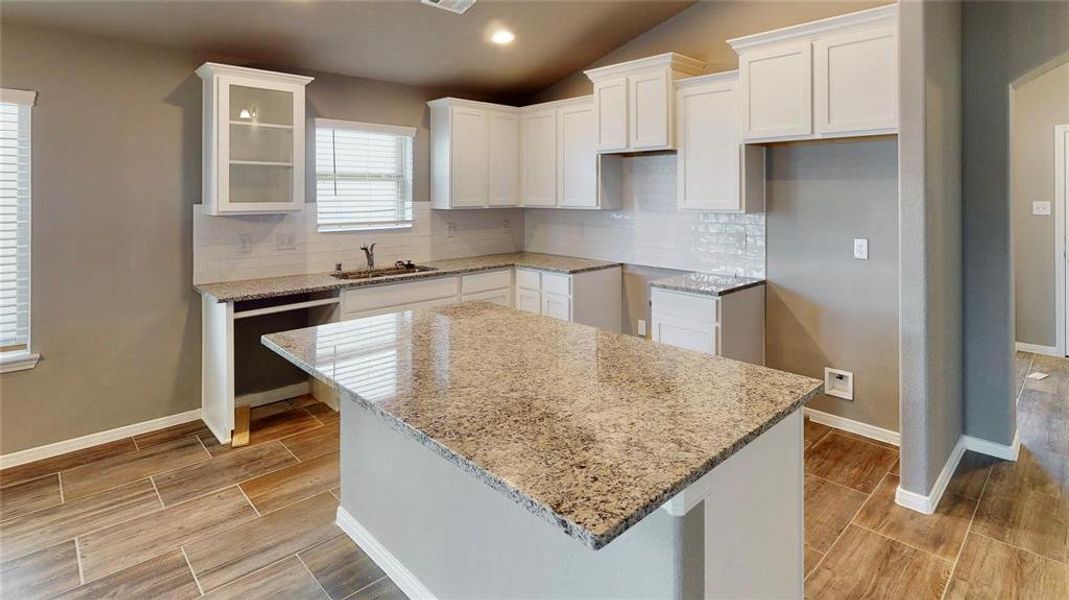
left=490, top=29, right=515, bottom=45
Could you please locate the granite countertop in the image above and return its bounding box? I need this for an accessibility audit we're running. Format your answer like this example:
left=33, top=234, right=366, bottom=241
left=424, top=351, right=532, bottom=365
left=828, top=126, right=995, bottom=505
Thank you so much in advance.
left=650, top=272, right=765, bottom=297
left=262, top=302, right=822, bottom=550
left=195, top=252, right=622, bottom=303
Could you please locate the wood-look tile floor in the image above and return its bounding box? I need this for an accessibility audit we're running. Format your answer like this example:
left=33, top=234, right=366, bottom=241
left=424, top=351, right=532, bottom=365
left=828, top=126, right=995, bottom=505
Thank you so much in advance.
left=0, top=396, right=406, bottom=600
left=2, top=354, right=1067, bottom=599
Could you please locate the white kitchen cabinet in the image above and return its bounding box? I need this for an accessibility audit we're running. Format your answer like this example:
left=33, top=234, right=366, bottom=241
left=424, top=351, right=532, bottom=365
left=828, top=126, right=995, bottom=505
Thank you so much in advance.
left=730, top=4, right=897, bottom=143
left=514, top=266, right=621, bottom=331
left=429, top=98, right=519, bottom=209
left=675, top=72, right=765, bottom=213
left=651, top=285, right=765, bottom=365
left=557, top=102, right=598, bottom=208
left=584, top=53, right=704, bottom=153
left=520, top=108, right=557, bottom=207
left=196, top=63, right=312, bottom=215
left=463, top=288, right=512, bottom=307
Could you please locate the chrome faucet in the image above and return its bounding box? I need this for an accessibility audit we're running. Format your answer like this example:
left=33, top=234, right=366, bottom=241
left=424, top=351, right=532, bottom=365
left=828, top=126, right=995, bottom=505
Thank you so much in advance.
left=360, top=243, right=376, bottom=270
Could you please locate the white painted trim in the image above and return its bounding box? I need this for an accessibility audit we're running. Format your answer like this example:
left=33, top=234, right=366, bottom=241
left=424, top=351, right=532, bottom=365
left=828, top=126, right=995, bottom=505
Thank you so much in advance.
left=235, top=381, right=310, bottom=408
left=727, top=4, right=897, bottom=52
left=0, top=351, right=40, bottom=373
left=336, top=506, right=437, bottom=600
left=0, top=88, right=37, bottom=106
left=0, top=409, right=203, bottom=469
left=964, top=431, right=1021, bottom=461
left=804, top=407, right=900, bottom=446
left=195, top=62, right=313, bottom=85
left=894, top=436, right=966, bottom=515
left=1056, top=125, right=1068, bottom=356
left=315, top=118, right=416, bottom=139
left=1015, top=341, right=1062, bottom=357
left=584, top=52, right=704, bottom=81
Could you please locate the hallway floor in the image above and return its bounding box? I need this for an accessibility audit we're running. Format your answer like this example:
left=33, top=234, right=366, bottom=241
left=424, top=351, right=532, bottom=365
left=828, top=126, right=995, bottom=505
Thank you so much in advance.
left=0, top=354, right=1066, bottom=598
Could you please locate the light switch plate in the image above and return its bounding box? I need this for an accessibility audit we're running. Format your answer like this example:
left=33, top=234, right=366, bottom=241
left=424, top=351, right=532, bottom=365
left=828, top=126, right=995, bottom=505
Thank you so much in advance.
left=853, top=238, right=869, bottom=260
left=1033, top=201, right=1052, bottom=216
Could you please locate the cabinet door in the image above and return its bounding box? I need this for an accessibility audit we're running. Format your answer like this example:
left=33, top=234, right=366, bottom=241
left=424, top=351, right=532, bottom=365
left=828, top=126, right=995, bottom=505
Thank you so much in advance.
left=462, top=289, right=512, bottom=307
left=487, top=112, right=519, bottom=206
left=521, top=109, right=557, bottom=207
left=541, top=293, right=572, bottom=321
left=593, top=78, right=628, bottom=152
left=739, top=42, right=813, bottom=141
left=677, top=80, right=741, bottom=211
left=515, top=288, right=541, bottom=314
left=814, top=25, right=897, bottom=136
left=450, top=106, right=488, bottom=207
left=557, top=103, right=598, bottom=208
left=628, top=70, right=671, bottom=150
left=652, top=315, right=717, bottom=354
left=218, top=76, right=303, bottom=213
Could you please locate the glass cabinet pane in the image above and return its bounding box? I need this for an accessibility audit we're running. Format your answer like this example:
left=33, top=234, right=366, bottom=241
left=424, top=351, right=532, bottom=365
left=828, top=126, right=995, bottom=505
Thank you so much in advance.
left=229, top=164, right=293, bottom=204
left=228, top=85, right=294, bottom=126
left=229, top=124, right=293, bottom=163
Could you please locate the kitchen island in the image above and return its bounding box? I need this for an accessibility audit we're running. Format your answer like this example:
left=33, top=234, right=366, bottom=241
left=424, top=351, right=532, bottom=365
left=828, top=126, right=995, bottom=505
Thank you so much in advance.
left=263, top=302, right=821, bottom=599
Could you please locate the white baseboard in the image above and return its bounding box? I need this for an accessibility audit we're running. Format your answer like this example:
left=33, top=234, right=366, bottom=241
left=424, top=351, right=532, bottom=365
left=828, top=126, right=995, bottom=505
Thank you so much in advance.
left=964, top=431, right=1020, bottom=461
left=0, top=408, right=203, bottom=470
left=804, top=408, right=900, bottom=446
left=336, top=506, right=437, bottom=600
left=894, top=436, right=966, bottom=515
left=235, top=381, right=310, bottom=408
left=1015, top=342, right=1063, bottom=357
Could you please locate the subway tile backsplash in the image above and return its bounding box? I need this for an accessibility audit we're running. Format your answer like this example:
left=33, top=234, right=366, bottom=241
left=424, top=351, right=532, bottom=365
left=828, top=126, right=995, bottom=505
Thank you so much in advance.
left=524, top=153, right=765, bottom=277
left=193, top=203, right=524, bottom=284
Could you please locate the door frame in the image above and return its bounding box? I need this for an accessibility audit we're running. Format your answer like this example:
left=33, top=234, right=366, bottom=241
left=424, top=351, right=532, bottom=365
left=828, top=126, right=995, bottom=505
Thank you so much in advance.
left=1057, top=124, right=1069, bottom=356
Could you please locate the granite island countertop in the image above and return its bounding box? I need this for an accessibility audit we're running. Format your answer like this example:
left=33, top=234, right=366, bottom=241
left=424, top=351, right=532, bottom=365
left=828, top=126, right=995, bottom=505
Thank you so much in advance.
left=262, top=302, right=822, bottom=550
left=195, top=252, right=622, bottom=303
left=650, top=272, right=765, bottom=297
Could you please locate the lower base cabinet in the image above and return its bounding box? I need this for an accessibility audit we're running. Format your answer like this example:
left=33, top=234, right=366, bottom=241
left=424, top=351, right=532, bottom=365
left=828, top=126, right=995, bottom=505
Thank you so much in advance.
left=651, top=284, right=765, bottom=364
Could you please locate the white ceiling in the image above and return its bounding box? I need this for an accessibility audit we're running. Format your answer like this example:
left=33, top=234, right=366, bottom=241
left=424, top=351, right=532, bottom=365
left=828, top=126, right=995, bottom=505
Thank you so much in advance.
left=1, top=0, right=694, bottom=99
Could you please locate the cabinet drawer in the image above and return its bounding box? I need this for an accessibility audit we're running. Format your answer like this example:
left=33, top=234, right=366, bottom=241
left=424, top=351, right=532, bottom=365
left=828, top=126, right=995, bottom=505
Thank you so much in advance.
left=461, top=269, right=511, bottom=295
left=541, top=272, right=571, bottom=297
left=407, top=296, right=457, bottom=311
left=515, top=268, right=541, bottom=291
left=651, top=288, right=719, bottom=326
left=462, top=289, right=512, bottom=307
left=342, top=276, right=457, bottom=313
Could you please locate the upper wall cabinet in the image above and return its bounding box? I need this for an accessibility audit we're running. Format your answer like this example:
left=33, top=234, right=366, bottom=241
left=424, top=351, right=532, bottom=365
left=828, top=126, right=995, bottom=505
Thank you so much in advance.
left=675, top=72, right=764, bottom=213
left=584, top=53, right=705, bottom=153
left=428, top=98, right=520, bottom=209
left=729, top=4, right=898, bottom=143
left=197, top=63, right=313, bottom=215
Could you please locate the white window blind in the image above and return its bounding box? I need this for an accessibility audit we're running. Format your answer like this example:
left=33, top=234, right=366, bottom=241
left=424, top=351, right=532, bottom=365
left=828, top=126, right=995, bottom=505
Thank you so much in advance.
left=315, top=119, right=416, bottom=232
left=0, top=90, right=34, bottom=354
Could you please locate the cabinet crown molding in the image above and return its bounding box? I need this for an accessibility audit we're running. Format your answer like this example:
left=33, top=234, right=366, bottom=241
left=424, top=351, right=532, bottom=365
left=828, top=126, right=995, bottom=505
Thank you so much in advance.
left=584, top=52, right=705, bottom=82
left=727, top=3, right=897, bottom=52
left=195, top=62, right=314, bottom=85
left=674, top=70, right=739, bottom=89
left=426, top=97, right=520, bottom=112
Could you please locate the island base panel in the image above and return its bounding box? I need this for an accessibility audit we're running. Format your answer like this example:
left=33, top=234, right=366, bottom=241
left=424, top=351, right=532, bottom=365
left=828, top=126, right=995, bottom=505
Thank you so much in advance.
left=337, top=400, right=803, bottom=599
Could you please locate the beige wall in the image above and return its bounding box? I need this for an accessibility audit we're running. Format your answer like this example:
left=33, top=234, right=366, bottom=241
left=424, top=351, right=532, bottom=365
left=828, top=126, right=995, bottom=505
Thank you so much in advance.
left=1011, top=60, right=1069, bottom=348
left=528, top=0, right=891, bottom=103
left=0, top=23, right=507, bottom=454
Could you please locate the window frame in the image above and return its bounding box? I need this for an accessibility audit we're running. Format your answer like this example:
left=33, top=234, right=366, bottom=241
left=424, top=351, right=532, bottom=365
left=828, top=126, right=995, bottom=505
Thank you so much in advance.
left=314, top=118, right=417, bottom=233
left=0, top=88, right=38, bottom=373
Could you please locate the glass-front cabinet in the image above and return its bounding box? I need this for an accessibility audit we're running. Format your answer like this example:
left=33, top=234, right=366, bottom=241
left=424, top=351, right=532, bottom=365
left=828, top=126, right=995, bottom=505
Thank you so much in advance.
left=196, top=63, right=313, bottom=215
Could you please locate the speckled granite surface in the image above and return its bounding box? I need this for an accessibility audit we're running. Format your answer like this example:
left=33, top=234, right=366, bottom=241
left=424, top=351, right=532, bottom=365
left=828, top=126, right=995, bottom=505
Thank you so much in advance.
left=650, top=272, right=765, bottom=297
left=195, top=252, right=622, bottom=303
left=262, top=302, right=822, bottom=550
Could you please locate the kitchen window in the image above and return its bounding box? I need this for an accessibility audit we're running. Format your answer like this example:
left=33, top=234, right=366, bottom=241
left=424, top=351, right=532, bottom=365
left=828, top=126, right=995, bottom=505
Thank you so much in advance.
left=0, top=88, right=38, bottom=373
left=315, top=118, right=416, bottom=232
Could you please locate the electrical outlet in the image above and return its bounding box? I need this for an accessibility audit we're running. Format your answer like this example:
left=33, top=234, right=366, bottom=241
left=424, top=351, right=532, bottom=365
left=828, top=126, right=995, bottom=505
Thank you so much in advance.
left=853, top=238, right=869, bottom=260
left=447, top=222, right=456, bottom=238
left=578, top=223, right=586, bottom=238
left=237, top=234, right=253, bottom=254
left=1033, top=201, right=1052, bottom=216
left=276, top=231, right=297, bottom=251
left=502, top=219, right=510, bottom=232
left=636, top=319, right=647, bottom=336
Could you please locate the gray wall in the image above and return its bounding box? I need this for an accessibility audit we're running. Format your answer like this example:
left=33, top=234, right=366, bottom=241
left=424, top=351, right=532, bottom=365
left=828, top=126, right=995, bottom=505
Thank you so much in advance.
left=897, top=0, right=964, bottom=496
left=765, top=140, right=900, bottom=432
left=1011, top=60, right=1069, bottom=348
left=0, top=23, right=507, bottom=454
left=962, top=1, right=1069, bottom=445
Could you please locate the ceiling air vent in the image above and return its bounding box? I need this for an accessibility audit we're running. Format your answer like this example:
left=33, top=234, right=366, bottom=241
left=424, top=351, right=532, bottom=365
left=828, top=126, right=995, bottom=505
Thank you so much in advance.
left=420, top=0, right=476, bottom=15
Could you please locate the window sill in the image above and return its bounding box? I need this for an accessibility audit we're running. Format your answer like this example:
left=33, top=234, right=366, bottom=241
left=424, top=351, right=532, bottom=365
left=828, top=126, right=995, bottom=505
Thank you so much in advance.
left=0, top=351, right=40, bottom=374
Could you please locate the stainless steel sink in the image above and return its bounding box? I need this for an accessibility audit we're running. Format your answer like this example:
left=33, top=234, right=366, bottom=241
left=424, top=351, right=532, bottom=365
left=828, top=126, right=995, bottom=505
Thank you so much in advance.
left=331, top=264, right=437, bottom=280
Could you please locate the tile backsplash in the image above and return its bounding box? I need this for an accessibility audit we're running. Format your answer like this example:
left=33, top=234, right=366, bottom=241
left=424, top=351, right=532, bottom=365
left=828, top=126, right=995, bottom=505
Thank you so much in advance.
left=524, top=153, right=765, bottom=278
left=193, top=203, right=524, bottom=284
